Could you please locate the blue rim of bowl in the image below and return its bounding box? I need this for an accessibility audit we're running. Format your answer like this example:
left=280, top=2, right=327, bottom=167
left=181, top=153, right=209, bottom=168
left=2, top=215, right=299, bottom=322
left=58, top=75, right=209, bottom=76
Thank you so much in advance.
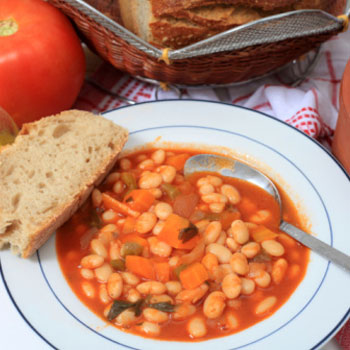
left=1, top=99, right=349, bottom=350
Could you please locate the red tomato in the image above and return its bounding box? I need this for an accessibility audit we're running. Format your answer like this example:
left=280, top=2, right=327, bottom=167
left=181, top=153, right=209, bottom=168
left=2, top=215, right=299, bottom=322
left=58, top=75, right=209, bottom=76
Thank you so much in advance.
left=0, top=0, right=86, bottom=128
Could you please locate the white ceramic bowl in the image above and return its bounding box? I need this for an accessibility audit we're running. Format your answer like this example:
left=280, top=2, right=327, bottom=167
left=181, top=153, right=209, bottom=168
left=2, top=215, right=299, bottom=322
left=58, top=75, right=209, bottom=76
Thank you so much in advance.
left=1, top=100, right=350, bottom=350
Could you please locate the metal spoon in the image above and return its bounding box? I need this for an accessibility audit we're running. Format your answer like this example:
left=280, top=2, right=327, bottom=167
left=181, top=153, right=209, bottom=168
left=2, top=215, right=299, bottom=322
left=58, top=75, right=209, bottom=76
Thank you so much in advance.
left=184, top=153, right=350, bottom=272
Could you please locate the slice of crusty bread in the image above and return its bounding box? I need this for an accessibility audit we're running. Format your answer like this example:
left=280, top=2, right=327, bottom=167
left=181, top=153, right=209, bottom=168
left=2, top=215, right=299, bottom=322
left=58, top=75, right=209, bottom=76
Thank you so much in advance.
left=115, top=0, right=345, bottom=49
left=0, top=110, right=128, bottom=258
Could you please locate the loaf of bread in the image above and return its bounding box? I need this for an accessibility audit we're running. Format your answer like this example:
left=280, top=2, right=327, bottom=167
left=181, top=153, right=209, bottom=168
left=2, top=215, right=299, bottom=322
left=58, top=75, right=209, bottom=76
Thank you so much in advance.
left=0, top=110, right=128, bottom=258
left=112, top=0, right=346, bottom=49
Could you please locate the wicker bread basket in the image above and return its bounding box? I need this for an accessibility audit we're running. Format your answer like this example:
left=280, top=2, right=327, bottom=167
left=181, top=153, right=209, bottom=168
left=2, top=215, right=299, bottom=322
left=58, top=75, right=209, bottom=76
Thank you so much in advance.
left=48, top=0, right=348, bottom=86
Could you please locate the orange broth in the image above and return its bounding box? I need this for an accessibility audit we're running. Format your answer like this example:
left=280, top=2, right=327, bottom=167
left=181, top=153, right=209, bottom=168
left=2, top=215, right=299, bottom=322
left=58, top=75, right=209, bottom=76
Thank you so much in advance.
left=56, top=148, right=309, bottom=341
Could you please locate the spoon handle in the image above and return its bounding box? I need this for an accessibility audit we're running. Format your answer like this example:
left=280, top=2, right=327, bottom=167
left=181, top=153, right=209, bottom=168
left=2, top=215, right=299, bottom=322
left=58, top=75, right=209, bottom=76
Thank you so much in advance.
left=280, top=221, right=350, bottom=273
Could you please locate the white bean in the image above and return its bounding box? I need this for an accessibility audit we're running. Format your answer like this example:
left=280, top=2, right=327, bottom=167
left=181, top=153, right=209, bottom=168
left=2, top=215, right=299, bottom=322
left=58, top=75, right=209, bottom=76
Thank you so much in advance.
left=138, top=159, right=154, bottom=170
left=139, top=322, right=160, bottom=336
left=226, top=238, right=241, bottom=252
left=154, top=202, right=173, bottom=220
left=225, top=311, right=239, bottom=329
left=92, top=189, right=102, bottom=207
left=139, top=172, right=163, bottom=189
left=204, top=221, right=222, bottom=245
left=120, top=158, right=132, bottom=170
left=261, top=240, right=285, bottom=257
left=254, top=270, right=271, bottom=288
left=80, top=268, right=94, bottom=280
left=221, top=184, right=241, bottom=204
left=255, top=296, right=277, bottom=315
left=94, top=263, right=113, bottom=283
left=149, top=237, right=172, bottom=257
left=116, top=309, right=138, bottom=326
left=206, top=243, right=232, bottom=263
left=241, top=278, right=256, bottom=295
left=137, top=281, right=166, bottom=295
left=81, top=254, right=104, bottom=269
left=272, top=258, right=288, bottom=284
left=173, top=304, right=196, bottom=320
left=99, top=284, right=111, bottom=304
left=206, top=175, right=223, bottom=187
left=81, top=281, right=95, bottom=298
left=121, top=272, right=140, bottom=286
left=107, top=273, right=123, bottom=299
left=157, top=165, right=176, bottom=183
left=231, top=220, right=249, bottom=244
left=198, top=184, right=215, bottom=195
left=90, top=239, right=108, bottom=258
left=202, top=193, right=228, bottom=204
left=151, top=149, right=166, bottom=165
left=165, top=281, right=182, bottom=296
left=216, top=231, right=227, bottom=245
left=230, top=252, right=249, bottom=276
left=143, top=308, right=168, bottom=323
left=209, top=203, right=225, bottom=213
left=203, top=291, right=226, bottom=319
left=126, top=288, right=142, bottom=303
left=152, top=220, right=165, bottom=235
left=135, top=212, right=157, bottom=234
left=241, top=242, right=261, bottom=258
left=187, top=317, right=207, bottom=338
left=222, top=273, right=242, bottom=299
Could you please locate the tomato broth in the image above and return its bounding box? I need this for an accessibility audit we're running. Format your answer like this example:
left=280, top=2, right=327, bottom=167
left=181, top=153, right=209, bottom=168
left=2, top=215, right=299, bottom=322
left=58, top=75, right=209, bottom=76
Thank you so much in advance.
left=56, top=148, right=309, bottom=341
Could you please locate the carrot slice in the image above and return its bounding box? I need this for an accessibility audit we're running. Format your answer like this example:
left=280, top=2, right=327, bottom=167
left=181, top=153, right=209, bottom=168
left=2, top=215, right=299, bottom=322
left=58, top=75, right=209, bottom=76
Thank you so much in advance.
left=179, top=262, right=209, bottom=289
left=120, top=233, right=148, bottom=248
left=102, top=193, right=140, bottom=218
left=125, top=255, right=154, bottom=279
left=124, top=189, right=155, bottom=212
left=158, top=213, right=199, bottom=250
left=165, top=154, right=190, bottom=171
left=154, top=262, right=170, bottom=283
left=251, top=225, right=278, bottom=242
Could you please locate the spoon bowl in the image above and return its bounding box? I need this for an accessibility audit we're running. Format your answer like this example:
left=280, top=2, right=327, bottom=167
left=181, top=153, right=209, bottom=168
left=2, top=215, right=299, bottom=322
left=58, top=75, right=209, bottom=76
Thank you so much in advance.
left=184, top=153, right=350, bottom=273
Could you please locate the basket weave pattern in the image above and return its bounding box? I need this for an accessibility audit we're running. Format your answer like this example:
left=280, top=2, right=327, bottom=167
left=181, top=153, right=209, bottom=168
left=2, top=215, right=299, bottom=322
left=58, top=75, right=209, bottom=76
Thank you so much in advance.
left=49, top=0, right=342, bottom=85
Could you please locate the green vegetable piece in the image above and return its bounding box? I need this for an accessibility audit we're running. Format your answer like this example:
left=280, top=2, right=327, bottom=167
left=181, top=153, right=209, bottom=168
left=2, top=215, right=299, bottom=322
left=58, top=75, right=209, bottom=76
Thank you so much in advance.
left=125, top=196, right=134, bottom=203
left=121, top=242, right=143, bottom=257
left=253, top=251, right=272, bottom=262
left=89, top=209, right=102, bottom=228
left=110, top=259, right=126, bottom=271
left=133, top=299, right=145, bottom=317
left=174, top=264, right=188, bottom=279
left=107, top=300, right=134, bottom=321
left=161, top=183, right=181, bottom=200
left=178, top=222, right=198, bottom=243
left=148, top=302, right=174, bottom=313
left=121, top=172, right=137, bottom=191
left=107, top=299, right=146, bottom=321
left=204, top=212, right=221, bottom=221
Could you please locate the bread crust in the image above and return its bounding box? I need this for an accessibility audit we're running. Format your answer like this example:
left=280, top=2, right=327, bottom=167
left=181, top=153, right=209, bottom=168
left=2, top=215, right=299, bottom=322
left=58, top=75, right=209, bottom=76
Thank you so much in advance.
left=167, top=6, right=261, bottom=29
left=151, top=0, right=299, bottom=15
left=116, top=0, right=346, bottom=49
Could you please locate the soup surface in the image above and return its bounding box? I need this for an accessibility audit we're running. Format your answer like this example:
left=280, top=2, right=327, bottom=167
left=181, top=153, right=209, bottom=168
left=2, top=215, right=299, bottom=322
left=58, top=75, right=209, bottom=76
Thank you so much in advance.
left=56, top=149, right=309, bottom=341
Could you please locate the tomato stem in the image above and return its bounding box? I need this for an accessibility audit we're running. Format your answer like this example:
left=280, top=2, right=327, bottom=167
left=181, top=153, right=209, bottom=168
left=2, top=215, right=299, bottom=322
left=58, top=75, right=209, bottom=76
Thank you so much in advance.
left=0, top=18, right=18, bottom=37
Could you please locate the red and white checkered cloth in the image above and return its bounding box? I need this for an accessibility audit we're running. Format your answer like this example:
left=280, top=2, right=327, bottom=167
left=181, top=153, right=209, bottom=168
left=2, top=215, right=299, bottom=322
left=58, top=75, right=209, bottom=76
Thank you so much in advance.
left=74, top=29, right=350, bottom=349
